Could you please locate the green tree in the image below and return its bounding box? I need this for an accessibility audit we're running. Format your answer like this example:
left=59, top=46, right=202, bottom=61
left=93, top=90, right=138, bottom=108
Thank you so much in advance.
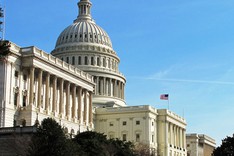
left=27, top=118, right=76, bottom=156
left=73, top=131, right=136, bottom=156
left=0, top=40, right=11, bottom=57
left=107, top=138, right=135, bottom=156
left=73, top=131, right=108, bottom=156
left=213, top=134, right=234, bottom=156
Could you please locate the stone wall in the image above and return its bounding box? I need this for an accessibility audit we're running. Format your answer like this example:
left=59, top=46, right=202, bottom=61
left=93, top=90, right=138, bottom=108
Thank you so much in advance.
left=0, top=126, right=36, bottom=156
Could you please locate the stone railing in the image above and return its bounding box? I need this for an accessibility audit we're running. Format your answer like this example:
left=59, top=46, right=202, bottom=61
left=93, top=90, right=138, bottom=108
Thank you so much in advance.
left=20, top=46, right=93, bottom=81
left=85, top=66, right=125, bottom=78
left=97, top=105, right=157, bottom=113
left=167, top=109, right=186, bottom=122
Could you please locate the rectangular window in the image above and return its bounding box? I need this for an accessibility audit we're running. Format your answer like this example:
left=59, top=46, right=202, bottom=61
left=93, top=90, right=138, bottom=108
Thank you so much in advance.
left=123, top=121, right=127, bottom=126
left=123, top=134, right=127, bottom=141
left=23, top=96, right=27, bottom=107
left=136, top=134, right=140, bottom=142
left=110, top=122, right=114, bottom=126
left=23, top=75, right=27, bottom=81
left=14, top=71, right=19, bottom=78
left=152, top=135, right=154, bottom=143
left=136, top=121, right=140, bottom=125
left=14, top=93, right=18, bottom=106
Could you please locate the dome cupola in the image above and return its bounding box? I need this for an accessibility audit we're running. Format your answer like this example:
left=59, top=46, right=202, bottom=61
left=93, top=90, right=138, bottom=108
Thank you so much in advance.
left=52, top=0, right=113, bottom=52
left=75, top=0, right=92, bottom=22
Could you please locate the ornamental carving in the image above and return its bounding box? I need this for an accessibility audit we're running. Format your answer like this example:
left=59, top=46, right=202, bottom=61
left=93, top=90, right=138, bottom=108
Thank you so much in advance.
left=22, top=89, right=27, bottom=96
left=13, top=86, right=19, bottom=93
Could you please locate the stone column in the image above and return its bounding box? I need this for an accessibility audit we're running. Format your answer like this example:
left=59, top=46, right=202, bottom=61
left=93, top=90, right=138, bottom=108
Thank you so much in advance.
left=176, top=127, right=178, bottom=147
left=29, top=67, right=35, bottom=105
left=165, top=121, right=168, bottom=153
left=77, top=87, right=82, bottom=122
left=37, top=69, right=43, bottom=108
left=83, top=90, right=87, bottom=124
left=112, top=79, right=115, bottom=97
left=52, top=76, right=57, bottom=113
left=114, top=80, right=117, bottom=97
left=45, top=72, right=50, bottom=112
left=168, top=122, right=171, bottom=145
left=96, top=77, right=99, bottom=95
left=123, top=83, right=125, bottom=99
left=94, top=77, right=97, bottom=94
left=88, top=91, right=93, bottom=124
left=183, top=129, right=186, bottom=149
left=103, top=77, right=106, bottom=95
left=66, top=82, right=70, bottom=118
left=179, top=128, right=182, bottom=148
left=59, top=79, right=64, bottom=115
left=173, top=125, right=176, bottom=146
left=121, top=82, right=124, bottom=99
left=72, top=85, right=77, bottom=119
left=118, top=81, right=121, bottom=98
left=170, top=123, right=173, bottom=145
left=100, top=77, right=103, bottom=95
left=93, top=56, right=96, bottom=66
left=109, top=78, right=112, bottom=96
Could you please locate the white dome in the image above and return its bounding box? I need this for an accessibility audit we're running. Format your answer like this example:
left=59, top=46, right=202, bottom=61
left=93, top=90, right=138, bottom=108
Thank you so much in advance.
left=54, top=0, right=113, bottom=51
left=55, top=21, right=112, bottom=49
left=51, top=0, right=126, bottom=107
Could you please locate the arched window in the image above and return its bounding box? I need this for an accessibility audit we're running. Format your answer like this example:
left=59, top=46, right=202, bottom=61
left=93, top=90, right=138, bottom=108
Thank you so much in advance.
left=85, top=56, right=88, bottom=65
left=66, top=57, right=69, bottom=63
left=72, top=56, right=75, bottom=65
left=78, top=56, right=81, bottom=65
left=97, top=57, right=100, bottom=66
left=91, top=57, right=94, bottom=65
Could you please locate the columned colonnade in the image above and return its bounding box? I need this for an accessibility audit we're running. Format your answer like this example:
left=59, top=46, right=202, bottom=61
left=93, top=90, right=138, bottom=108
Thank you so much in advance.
left=93, top=76, right=125, bottom=99
left=168, top=122, right=186, bottom=150
left=26, top=67, right=93, bottom=125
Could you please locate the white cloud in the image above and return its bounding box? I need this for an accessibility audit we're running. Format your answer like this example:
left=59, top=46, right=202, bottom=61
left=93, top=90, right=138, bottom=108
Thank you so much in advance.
left=146, top=77, right=234, bottom=85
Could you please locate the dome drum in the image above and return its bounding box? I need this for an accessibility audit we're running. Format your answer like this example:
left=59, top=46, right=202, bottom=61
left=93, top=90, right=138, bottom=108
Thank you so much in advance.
left=52, top=44, right=119, bottom=61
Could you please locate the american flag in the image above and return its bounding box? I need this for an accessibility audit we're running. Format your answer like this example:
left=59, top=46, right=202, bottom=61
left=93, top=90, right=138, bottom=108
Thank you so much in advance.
left=160, top=94, right=169, bottom=100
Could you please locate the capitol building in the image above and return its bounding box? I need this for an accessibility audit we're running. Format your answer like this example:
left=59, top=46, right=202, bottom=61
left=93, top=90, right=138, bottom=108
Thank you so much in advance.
left=0, top=0, right=187, bottom=155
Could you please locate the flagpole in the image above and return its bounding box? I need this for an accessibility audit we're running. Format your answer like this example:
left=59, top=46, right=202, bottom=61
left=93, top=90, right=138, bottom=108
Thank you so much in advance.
left=168, top=98, right=170, bottom=110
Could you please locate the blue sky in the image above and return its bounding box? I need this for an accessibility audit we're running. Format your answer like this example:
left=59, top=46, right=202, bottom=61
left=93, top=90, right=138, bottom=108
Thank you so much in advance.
left=4, top=0, right=234, bottom=145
